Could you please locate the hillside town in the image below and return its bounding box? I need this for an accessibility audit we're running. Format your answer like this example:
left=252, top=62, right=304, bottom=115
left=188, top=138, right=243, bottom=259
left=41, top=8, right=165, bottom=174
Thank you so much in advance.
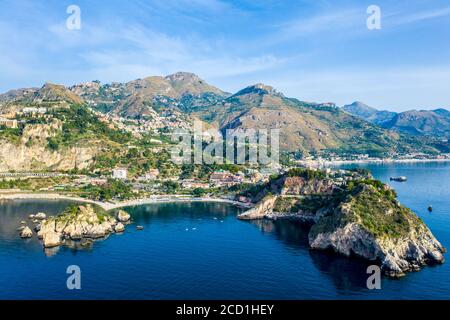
left=1, top=101, right=450, bottom=204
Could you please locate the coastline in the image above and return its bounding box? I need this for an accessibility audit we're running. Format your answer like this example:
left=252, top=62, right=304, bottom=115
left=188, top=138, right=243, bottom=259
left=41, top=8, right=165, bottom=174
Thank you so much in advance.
left=0, top=193, right=252, bottom=211
left=297, top=158, right=450, bottom=167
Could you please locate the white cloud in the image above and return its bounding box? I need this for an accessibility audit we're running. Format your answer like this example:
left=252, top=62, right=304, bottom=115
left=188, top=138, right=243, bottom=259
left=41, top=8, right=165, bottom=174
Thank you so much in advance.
left=390, top=6, right=450, bottom=26
left=47, top=19, right=287, bottom=85
left=268, top=7, right=364, bottom=44
left=1, top=0, right=450, bottom=110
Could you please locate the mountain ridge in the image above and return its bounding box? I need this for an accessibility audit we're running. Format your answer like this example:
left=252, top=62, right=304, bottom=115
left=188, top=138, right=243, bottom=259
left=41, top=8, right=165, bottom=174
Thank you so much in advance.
left=342, top=101, right=450, bottom=137
left=1, top=72, right=448, bottom=158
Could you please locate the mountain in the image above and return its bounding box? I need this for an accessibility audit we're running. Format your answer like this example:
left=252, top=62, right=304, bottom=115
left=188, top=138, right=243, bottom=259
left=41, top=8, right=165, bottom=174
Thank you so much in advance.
left=342, top=102, right=450, bottom=137
left=383, top=110, right=450, bottom=137
left=187, top=84, right=441, bottom=155
left=434, top=108, right=450, bottom=118
left=1, top=73, right=448, bottom=170
left=0, top=83, right=83, bottom=105
left=0, top=87, right=38, bottom=103
left=69, top=72, right=228, bottom=117
left=342, top=101, right=378, bottom=118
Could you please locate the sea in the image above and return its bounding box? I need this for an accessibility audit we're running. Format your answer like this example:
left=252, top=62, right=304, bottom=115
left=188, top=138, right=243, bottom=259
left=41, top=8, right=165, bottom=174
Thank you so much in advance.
left=0, top=162, right=449, bottom=299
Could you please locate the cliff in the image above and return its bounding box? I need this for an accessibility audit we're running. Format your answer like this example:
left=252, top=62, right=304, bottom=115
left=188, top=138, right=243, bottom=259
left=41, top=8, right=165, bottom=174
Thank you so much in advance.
left=280, top=176, right=336, bottom=195
left=0, top=121, right=97, bottom=171
left=238, top=195, right=278, bottom=220
left=308, top=184, right=445, bottom=277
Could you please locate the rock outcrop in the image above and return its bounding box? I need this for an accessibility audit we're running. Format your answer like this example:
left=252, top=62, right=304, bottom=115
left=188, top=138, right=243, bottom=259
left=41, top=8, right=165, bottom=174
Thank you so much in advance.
left=43, top=231, right=62, bottom=248
left=19, top=226, right=33, bottom=238
left=35, top=212, right=46, bottom=220
left=37, top=205, right=127, bottom=248
left=238, top=195, right=277, bottom=220
left=117, top=210, right=131, bottom=223
left=280, top=176, right=336, bottom=196
left=114, top=223, right=125, bottom=233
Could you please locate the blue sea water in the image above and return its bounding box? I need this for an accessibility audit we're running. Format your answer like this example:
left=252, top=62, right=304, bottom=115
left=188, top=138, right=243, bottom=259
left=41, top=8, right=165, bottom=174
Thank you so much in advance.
left=0, top=162, right=449, bottom=300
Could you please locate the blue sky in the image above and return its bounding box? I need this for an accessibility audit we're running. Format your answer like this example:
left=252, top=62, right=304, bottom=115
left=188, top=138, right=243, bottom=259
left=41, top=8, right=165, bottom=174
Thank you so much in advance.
left=1, top=0, right=450, bottom=111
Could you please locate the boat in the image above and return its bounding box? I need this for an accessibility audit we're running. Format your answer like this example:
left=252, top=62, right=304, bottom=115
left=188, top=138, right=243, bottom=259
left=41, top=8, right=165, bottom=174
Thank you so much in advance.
left=390, top=176, right=407, bottom=182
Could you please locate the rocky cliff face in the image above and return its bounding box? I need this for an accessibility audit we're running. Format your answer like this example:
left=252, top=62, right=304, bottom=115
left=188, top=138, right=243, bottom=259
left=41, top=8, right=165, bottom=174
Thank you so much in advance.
left=309, top=185, right=446, bottom=277
left=280, top=176, right=336, bottom=195
left=0, top=121, right=97, bottom=171
left=309, top=209, right=445, bottom=277
left=238, top=195, right=278, bottom=220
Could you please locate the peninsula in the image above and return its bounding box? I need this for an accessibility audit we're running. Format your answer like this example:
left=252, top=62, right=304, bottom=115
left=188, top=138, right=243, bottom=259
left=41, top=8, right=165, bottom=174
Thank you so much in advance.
left=237, top=168, right=446, bottom=277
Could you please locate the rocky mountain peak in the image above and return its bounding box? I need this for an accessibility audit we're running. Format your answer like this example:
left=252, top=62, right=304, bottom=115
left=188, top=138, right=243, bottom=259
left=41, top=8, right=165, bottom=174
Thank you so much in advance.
left=234, top=83, right=284, bottom=97
left=163, top=72, right=225, bottom=97
left=351, top=101, right=370, bottom=108
left=342, top=101, right=378, bottom=118
left=164, top=72, right=201, bottom=83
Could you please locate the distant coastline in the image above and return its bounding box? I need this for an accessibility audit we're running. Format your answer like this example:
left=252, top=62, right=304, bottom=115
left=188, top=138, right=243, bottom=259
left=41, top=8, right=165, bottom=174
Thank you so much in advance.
left=297, top=158, right=450, bottom=167
left=0, top=193, right=252, bottom=211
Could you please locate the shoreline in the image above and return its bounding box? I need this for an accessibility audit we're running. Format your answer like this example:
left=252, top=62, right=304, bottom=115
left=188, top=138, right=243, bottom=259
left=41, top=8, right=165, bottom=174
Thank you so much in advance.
left=296, top=158, right=450, bottom=167
left=0, top=193, right=252, bottom=211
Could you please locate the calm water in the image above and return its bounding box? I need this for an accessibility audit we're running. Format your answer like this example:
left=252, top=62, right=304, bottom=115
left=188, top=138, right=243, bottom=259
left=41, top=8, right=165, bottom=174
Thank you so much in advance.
left=0, top=162, right=449, bottom=299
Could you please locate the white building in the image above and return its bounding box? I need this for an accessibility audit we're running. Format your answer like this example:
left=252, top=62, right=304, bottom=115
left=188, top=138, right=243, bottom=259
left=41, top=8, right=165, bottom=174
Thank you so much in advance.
left=144, top=169, right=160, bottom=180
left=112, top=168, right=128, bottom=180
left=23, top=107, right=47, bottom=114
left=0, top=118, right=18, bottom=128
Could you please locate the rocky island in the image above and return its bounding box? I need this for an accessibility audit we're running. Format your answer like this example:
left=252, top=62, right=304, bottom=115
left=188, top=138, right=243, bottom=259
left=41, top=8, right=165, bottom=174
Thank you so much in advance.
left=21, top=204, right=131, bottom=248
left=237, top=168, right=446, bottom=277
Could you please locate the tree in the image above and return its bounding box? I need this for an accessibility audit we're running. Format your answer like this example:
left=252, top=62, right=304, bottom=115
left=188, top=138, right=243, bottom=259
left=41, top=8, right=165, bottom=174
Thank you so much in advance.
left=192, top=188, right=206, bottom=197
left=162, top=181, right=180, bottom=194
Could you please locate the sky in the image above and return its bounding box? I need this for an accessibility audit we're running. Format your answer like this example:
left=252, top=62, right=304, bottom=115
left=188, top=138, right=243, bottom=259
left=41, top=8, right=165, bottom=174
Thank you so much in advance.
left=0, top=0, right=450, bottom=111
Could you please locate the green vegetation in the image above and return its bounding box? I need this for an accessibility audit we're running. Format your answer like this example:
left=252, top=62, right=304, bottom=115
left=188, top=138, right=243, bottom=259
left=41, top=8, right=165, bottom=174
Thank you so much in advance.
left=192, top=187, right=206, bottom=197
left=346, top=184, right=422, bottom=238
left=274, top=195, right=333, bottom=214
left=177, top=163, right=243, bottom=181
left=239, top=166, right=426, bottom=240
left=287, top=168, right=327, bottom=180
left=80, top=179, right=133, bottom=201
left=234, top=182, right=270, bottom=202
left=93, top=147, right=179, bottom=178
left=308, top=208, right=354, bottom=239
left=161, top=181, right=180, bottom=194
left=47, top=104, right=132, bottom=150
left=0, top=126, right=22, bottom=144
left=0, top=177, right=71, bottom=190
left=310, top=180, right=423, bottom=240
left=52, top=204, right=110, bottom=224
left=346, top=179, right=397, bottom=200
